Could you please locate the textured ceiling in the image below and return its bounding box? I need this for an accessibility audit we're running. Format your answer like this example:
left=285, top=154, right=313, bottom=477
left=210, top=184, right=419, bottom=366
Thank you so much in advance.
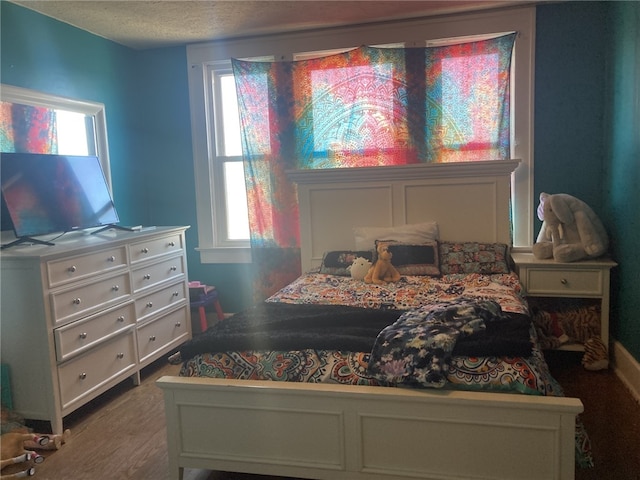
left=10, top=1, right=525, bottom=50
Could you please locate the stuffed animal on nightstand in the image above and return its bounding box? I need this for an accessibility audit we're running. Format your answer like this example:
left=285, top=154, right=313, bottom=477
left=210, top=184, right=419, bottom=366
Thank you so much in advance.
left=364, top=241, right=401, bottom=285
left=533, top=192, right=609, bottom=262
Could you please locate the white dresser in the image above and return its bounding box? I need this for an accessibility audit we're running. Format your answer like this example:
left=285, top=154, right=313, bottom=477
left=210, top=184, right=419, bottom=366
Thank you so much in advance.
left=0, top=226, right=191, bottom=433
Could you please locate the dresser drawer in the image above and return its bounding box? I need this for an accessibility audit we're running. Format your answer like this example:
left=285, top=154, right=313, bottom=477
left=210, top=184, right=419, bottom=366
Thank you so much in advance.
left=131, top=254, right=185, bottom=294
left=46, top=246, right=127, bottom=289
left=525, top=268, right=604, bottom=296
left=135, top=281, right=186, bottom=323
left=137, top=307, right=189, bottom=363
left=129, top=233, right=184, bottom=265
left=50, top=272, right=131, bottom=325
left=58, top=331, right=136, bottom=410
left=54, top=302, right=136, bottom=362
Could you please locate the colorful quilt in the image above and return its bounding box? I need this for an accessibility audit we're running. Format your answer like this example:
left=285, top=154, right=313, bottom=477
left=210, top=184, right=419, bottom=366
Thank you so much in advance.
left=178, top=271, right=592, bottom=466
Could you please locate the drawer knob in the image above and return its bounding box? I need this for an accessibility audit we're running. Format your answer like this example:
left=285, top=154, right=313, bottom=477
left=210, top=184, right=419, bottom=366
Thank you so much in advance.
left=146, top=302, right=153, bottom=308
left=168, top=241, right=175, bottom=247
left=561, top=278, right=568, bottom=285
left=79, top=332, right=88, bottom=339
left=175, top=321, right=181, bottom=327
left=173, top=291, right=179, bottom=297
left=117, top=315, right=125, bottom=323
left=149, top=335, right=156, bottom=341
left=108, top=255, right=116, bottom=262
left=143, top=274, right=151, bottom=280
left=116, top=353, right=125, bottom=359
left=170, top=266, right=177, bottom=271
left=141, top=247, right=149, bottom=254
left=79, top=373, right=87, bottom=380
left=112, top=285, right=120, bottom=292
left=72, top=298, right=82, bottom=305
left=68, top=265, right=77, bottom=273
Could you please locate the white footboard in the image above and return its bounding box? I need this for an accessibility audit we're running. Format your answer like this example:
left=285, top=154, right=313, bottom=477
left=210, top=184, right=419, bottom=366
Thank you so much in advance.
left=157, top=376, right=582, bottom=480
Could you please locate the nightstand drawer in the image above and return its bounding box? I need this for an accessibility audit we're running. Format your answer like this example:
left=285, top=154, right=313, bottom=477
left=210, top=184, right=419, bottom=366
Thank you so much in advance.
left=526, top=268, right=603, bottom=296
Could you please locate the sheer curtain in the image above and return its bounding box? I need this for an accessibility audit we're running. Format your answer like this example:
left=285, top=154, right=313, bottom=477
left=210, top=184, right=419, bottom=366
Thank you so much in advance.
left=232, top=33, right=516, bottom=301
left=0, top=102, right=58, bottom=153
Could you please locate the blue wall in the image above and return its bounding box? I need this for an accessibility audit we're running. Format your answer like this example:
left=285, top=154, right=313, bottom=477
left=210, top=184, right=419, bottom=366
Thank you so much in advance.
left=1, top=1, right=638, bottom=361
left=603, top=1, right=640, bottom=359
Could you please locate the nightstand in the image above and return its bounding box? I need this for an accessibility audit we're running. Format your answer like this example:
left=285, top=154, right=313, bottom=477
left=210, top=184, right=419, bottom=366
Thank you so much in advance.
left=511, top=252, right=617, bottom=351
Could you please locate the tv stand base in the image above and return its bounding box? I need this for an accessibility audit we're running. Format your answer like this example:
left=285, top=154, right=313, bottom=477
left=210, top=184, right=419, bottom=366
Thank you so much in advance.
left=1, top=236, right=55, bottom=249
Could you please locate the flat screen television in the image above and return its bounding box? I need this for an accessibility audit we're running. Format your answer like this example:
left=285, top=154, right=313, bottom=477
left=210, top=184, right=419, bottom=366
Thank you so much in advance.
left=1, top=153, right=120, bottom=243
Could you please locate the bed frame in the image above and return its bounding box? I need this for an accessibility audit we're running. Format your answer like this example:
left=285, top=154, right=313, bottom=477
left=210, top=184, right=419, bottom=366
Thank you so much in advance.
left=158, top=160, right=583, bottom=480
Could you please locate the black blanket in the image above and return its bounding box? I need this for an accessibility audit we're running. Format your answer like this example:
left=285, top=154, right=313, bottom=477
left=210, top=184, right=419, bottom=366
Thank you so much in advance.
left=179, top=302, right=532, bottom=360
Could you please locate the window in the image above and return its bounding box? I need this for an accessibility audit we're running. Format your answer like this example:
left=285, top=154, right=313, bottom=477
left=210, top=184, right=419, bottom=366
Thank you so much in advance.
left=188, top=7, right=535, bottom=263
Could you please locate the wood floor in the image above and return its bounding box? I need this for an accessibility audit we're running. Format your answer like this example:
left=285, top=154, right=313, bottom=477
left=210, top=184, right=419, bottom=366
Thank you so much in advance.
left=10, top=351, right=640, bottom=480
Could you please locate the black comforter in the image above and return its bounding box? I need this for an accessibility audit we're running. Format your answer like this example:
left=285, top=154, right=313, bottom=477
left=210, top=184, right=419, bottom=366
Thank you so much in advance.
left=179, top=302, right=533, bottom=360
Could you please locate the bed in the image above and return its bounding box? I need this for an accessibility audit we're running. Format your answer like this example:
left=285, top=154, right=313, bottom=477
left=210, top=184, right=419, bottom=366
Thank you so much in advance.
left=157, top=160, right=586, bottom=480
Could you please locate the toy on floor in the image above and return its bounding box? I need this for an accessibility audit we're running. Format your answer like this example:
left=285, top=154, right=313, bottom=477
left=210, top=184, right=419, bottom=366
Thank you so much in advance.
left=1, top=429, right=70, bottom=479
left=364, top=241, right=401, bottom=285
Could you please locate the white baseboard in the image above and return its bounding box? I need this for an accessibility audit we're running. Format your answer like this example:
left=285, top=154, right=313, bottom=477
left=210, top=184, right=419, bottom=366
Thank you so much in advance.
left=611, top=339, right=640, bottom=404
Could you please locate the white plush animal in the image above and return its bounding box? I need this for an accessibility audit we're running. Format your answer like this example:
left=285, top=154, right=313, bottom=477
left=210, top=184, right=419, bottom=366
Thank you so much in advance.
left=348, top=257, right=372, bottom=281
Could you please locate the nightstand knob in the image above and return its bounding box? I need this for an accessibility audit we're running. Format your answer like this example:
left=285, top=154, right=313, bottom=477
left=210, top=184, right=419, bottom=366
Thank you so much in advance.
left=560, top=278, right=568, bottom=285
left=68, top=265, right=77, bottom=273
left=72, top=298, right=82, bottom=305
left=79, top=332, right=88, bottom=339
left=79, top=373, right=87, bottom=380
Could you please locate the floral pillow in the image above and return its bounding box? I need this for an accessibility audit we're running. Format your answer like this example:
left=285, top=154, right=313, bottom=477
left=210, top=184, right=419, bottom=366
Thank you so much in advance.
left=438, top=242, right=510, bottom=275
left=319, top=250, right=373, bottom=276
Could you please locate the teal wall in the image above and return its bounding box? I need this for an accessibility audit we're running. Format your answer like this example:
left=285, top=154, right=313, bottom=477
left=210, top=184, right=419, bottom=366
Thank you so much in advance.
left=603, top=1, right=640, bottom=360
left=1, top=2, right=638, bottom=361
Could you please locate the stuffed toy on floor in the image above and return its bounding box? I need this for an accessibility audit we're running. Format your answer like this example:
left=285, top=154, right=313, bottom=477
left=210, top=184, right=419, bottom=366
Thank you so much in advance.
left=1, top=429, right=70, bottom=479
left=533, top=192, right=608, bottom=262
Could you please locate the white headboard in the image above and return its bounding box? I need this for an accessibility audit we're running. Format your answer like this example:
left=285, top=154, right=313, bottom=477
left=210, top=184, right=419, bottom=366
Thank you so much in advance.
left=288, top=160, right=520, bottom=272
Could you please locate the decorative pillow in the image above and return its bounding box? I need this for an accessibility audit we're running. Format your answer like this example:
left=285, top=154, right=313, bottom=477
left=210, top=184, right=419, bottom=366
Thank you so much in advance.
left=438, top=242, right=510, bottom=275
left=353, top=221, right=439, bottom=250
left=319, top=250, right=373, bottom=276
left=377, top=241, right=440, bottom=276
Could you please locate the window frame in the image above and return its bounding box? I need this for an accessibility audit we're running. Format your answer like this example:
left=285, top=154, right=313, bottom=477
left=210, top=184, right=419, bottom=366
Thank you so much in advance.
left=0, top=84, right=112, bottom=190
left=187, top=6, right=535, bottom=263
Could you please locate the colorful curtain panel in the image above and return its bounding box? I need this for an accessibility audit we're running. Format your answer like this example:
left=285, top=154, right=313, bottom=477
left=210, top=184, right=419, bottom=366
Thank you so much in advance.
left=0, top=102, right=58, bottom=154
left=232, top=33, right=516, bottom=300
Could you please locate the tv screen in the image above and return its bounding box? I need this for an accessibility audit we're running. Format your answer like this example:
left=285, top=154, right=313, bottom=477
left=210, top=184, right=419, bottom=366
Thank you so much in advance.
left=1, top=153, right=120, bottom=238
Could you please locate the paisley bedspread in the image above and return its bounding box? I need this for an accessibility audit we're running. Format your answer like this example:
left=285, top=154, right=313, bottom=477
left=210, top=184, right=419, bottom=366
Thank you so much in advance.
left=180, top=272, right=545, bottom=394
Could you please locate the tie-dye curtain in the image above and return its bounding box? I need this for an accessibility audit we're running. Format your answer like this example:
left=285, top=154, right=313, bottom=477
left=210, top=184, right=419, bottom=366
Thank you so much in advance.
left=232, top=34, right=516, bottom=301
left=0, top=102, right=58, bottom=153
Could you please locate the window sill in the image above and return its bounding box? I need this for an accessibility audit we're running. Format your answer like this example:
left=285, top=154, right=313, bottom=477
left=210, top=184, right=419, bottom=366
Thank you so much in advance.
left=196, top=246, right=252, bottom=264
